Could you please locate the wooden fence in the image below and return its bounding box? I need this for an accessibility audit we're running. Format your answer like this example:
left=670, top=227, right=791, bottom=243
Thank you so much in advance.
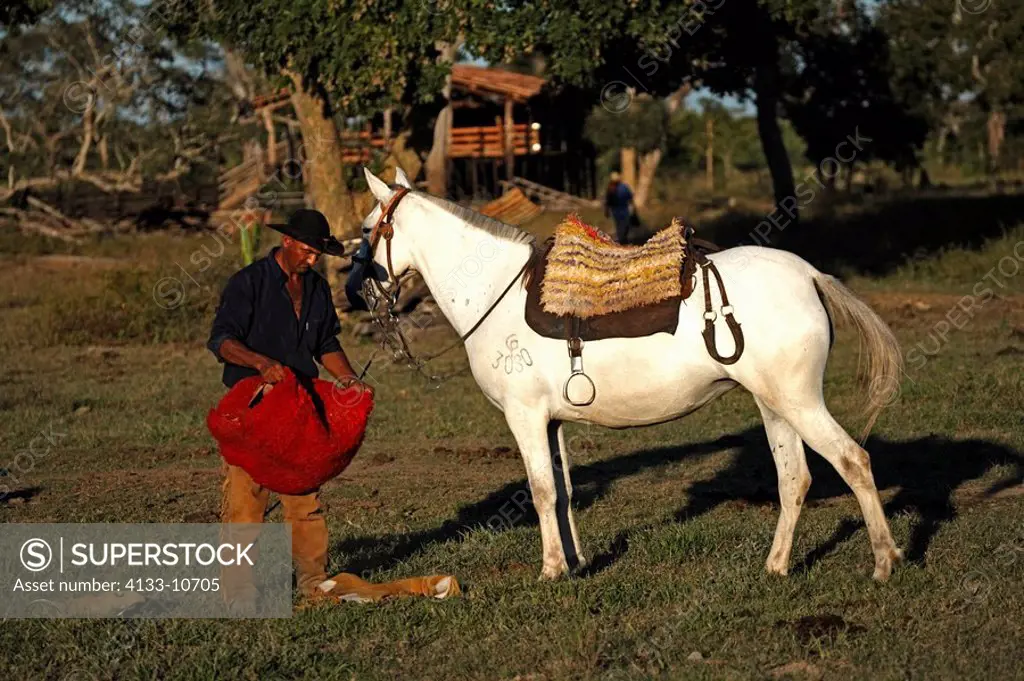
left=449, top=123, right=540, bottom=159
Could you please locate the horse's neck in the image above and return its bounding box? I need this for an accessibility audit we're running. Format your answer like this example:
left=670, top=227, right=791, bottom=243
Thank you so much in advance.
left=404, top=199, right=532, bottom=337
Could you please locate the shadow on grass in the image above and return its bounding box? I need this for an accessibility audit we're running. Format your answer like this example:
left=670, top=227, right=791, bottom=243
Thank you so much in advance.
left=332, top=428, right=1023, bottom=577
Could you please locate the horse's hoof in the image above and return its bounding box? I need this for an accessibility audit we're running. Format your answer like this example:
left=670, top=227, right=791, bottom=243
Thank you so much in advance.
left=872, top=547, right=903, bottom=582
left=539, top=564, right=567, bottom=581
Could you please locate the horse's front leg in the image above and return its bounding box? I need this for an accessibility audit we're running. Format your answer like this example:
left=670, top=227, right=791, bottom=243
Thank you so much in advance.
left=505, top=406, right=584, bottom=579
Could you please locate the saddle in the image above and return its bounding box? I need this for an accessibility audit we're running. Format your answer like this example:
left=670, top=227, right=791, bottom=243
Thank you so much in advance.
left=524, top=216, right=698, bottom=342
left=522, top=216, right=743, bottom=406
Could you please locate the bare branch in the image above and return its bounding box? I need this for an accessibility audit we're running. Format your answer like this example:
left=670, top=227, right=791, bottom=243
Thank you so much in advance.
left=0, top=110, right=15, bottom=152
left=0, top=208, right=84, bottom=243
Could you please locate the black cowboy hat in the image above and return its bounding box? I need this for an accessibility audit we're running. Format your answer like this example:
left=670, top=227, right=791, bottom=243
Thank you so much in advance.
left=267, top=209, right=345, bottom=256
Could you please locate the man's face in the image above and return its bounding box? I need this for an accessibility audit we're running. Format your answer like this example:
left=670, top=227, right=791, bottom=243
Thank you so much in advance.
left=281, top=237, right=322, bottom=273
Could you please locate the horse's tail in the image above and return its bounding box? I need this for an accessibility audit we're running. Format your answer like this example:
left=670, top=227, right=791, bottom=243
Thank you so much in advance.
left=814, top=274, right=903, bottom=442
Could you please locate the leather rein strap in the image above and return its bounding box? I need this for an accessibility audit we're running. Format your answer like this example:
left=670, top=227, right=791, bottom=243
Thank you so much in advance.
left=695, top=248, right=744, bottom=365
left=368, top=186, right=411, bottom=304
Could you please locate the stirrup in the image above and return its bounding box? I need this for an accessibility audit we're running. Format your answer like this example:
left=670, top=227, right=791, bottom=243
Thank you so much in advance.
left=562, top=337, right=596, bottom=406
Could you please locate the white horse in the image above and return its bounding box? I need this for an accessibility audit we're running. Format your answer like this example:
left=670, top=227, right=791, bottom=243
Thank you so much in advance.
left=352, top=167, right=904, bottom=582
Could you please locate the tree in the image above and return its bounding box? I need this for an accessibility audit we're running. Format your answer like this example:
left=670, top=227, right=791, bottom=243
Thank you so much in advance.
left=0, top=0, right=234, bottom=237
left=782, top=3, right=929, bottom=190
left=0, top=0, right=50, bottom=29
left=490, top=0, right=821, bottom=220
left=584, top=93, right=670, bottom=208
left=881, top=0, right=1024, bottom=175
left=160, top=0, right=470, bottom=240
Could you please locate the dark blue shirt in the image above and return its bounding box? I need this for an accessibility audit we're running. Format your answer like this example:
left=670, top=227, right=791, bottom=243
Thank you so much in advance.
left=207, top=248, right=342, bottom=387
left=605, top=182, right=633, bottom=221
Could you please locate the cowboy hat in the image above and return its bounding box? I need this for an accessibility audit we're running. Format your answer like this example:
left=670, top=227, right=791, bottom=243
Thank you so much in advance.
left=267, top=209, right=345, bottom=256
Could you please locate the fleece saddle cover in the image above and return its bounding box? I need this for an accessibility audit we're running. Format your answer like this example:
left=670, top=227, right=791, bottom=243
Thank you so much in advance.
left=207, top=371, right=374, bottom=495
left=524, top=215, right=698, bottom=341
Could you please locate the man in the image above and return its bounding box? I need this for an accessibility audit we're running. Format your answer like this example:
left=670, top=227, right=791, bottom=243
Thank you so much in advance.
left=207, top=208, right=367, bottom=602
left=604, top=171, right=635, bottom=244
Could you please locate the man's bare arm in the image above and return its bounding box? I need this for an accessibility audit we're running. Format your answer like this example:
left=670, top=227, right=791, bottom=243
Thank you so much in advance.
left=218, top=339, right=287, bottom=383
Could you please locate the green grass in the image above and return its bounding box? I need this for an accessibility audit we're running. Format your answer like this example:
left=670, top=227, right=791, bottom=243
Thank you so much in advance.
left=0, top=211, right=1022, bottom=680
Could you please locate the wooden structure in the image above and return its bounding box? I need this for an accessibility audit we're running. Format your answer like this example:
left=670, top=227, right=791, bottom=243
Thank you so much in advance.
left=501, top=177, right=600, bottom=211
left=479, top=186, right=543, bottom=224
left=218, top=64, right=595, bottom=211
left=449, top=123, right=540, bottom=159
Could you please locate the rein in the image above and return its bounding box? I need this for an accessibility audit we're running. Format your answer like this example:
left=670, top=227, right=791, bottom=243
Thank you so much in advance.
left=362, top=188, right=530, bottom=385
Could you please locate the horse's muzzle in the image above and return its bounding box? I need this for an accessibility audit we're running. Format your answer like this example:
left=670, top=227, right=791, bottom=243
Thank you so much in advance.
left=344, top=238, right=388, bottom=311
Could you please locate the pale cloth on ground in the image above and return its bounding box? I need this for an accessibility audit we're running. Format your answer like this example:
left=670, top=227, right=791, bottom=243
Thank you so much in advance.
left=316, top=572, right=462, bottom=603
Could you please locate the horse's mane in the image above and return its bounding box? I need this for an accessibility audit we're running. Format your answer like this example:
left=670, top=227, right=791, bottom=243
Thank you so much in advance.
left=415, top=193, right=536, bottom=247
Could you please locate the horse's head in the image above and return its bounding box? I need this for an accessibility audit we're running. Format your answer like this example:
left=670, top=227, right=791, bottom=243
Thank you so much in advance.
left=344, top=167, right=415, bottom=310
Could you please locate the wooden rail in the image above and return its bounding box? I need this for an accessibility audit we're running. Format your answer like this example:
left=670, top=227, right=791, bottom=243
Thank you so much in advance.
left=448, top=124, right=540, bottom=159
left=501, top=177, right=599, bottom=210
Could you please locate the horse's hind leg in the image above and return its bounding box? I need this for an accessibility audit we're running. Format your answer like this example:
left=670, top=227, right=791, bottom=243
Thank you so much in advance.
left=755, top=397, right=811, bottom=576
left=781, top=403, right=903, bottom=580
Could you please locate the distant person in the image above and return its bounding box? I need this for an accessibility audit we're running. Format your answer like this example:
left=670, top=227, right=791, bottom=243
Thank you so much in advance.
left=604, top=171, right=635, bottom=243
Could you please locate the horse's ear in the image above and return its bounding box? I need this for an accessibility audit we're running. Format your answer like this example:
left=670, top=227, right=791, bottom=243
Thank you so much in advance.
left=363, top=167, right=392, bottom=202
left=394, top=167, right=412, bottom=189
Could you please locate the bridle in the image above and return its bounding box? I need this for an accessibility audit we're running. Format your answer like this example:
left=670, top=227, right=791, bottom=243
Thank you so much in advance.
left=364, top=186, right=411, bottom=309
left=359, top=187, right=531, bottom=385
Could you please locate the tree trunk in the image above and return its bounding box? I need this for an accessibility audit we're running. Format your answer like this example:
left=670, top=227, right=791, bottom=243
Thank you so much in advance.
left=634, top=148, right=662, bottom=209
left=705, top=117, right=715, bottom=193
left=620, top=147, right=637, bottom=189
left=503, top=97, right=515, bottom=182
left=382, top=130, right=423, bottom=184
left=426, top=42, right=458, bottom=196
left=263, top=108, right=277, bottom=169
left=987, top=110, right=1006, bottom=174
left=286, top=71, right=357, bottom=291
left=98, top=135, right=109, bottom=171
left=754, top=56, right=797, bottom=221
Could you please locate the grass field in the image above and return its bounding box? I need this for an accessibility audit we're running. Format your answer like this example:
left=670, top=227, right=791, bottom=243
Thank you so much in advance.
left=1, top=202, right=1023, bottom=680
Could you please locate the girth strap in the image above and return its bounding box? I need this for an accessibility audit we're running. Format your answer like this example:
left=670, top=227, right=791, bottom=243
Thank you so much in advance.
left=697, top=251, right=745, bottom=365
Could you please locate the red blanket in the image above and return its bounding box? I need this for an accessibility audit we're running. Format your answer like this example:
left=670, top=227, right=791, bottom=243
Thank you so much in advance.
left=207, top=371, right=374, bottom=495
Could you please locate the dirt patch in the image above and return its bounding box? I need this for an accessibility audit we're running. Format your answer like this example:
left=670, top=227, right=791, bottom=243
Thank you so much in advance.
left=30, top=254, right=129, bottom=270
left=182, top=510, right=219, bottom=522
left=862, top=291, right=1024, bottom=327
left=768, top=661, right=824, bottom=680
left=432, top=445, right=519, bottom=462
left=367, top=452, right=397, bottom=466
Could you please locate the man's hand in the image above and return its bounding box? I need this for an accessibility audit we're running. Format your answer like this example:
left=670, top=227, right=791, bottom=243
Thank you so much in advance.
left=256, top=358, right=287, bottom=384
left=218, top=340, right=288, bottom=383
left=336, top=375, right=375, bottom=396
